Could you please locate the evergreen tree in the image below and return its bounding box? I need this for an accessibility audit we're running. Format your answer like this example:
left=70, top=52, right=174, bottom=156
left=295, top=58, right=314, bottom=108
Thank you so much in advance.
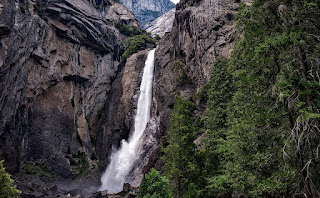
left=162, top=95, right=200, bottom=197
left=138, top=168, right=173, bottom=198
left=159, top=0, right=319, bottom=197
left=0, top=161, right=21, bottom=198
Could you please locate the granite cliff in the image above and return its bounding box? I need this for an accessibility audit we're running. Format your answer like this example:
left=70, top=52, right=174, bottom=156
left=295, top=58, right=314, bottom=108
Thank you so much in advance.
left=153, top=0, right=253, bottom=132
left=0, top=0, right=138, bottom=177
left=120, top=0, right=175, bottom=25
left=143, top=8, right=175, bottom=37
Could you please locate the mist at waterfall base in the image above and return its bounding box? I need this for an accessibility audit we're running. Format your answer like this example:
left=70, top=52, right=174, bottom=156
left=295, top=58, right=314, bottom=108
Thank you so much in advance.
left=99, top=49, right=156, bottom=193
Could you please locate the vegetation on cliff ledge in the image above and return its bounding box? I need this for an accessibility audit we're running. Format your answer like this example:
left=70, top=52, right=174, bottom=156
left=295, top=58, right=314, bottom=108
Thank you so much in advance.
left=122, top=35, right=156, bottom=60
left=160, top=0, right=320, bottom=197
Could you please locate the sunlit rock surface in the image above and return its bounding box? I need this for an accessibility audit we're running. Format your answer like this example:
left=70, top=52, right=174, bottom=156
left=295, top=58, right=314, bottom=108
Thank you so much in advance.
left=143, top=8, right=175, bottom=37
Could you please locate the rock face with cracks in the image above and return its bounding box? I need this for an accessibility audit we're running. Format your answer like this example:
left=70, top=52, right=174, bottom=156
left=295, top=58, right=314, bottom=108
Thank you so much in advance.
left=0, top=0, right=138, bottom=176
left=120, top=0, right=175, bottom=25
left=143, top=8, right=176, bottom=37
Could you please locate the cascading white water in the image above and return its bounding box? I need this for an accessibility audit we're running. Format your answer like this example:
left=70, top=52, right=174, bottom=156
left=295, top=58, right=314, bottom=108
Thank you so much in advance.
left=99, top=49, right=156, bottom=193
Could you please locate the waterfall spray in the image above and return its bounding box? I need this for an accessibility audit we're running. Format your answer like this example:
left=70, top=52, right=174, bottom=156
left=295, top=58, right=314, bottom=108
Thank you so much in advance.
left=99, top=49, right=156, bottom=193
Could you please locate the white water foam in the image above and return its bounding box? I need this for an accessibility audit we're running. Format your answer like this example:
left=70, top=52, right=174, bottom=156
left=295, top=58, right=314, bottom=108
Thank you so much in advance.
left=99, top=49, right=156, bottom=193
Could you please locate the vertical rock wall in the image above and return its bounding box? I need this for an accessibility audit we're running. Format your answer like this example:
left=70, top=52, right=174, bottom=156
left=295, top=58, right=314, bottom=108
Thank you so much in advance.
left=0, top=0, right=138, bottom=175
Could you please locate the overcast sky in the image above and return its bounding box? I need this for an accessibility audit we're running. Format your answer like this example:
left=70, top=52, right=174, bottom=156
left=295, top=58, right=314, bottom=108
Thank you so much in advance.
left=170, top=0, right=180, bottom=4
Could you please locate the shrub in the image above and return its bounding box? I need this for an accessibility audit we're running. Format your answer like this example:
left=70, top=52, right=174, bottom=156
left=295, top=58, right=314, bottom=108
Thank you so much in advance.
left=122, top=35, right=155, bottom=60
left=115, top=23, right=141, bottom=36
left=20, top=161, right=53, bottom=178
left=154, top=34, right=161, bottom=42
left=71, top=151, right=89, bottom=174
left=172, top=60, right=189, bottom=85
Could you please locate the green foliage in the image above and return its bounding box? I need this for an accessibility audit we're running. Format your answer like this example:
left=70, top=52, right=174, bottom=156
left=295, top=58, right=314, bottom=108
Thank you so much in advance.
left=70, top=151, right=89, bottom=174
left=115, top=23, right=141, bottom=36
left=154, top=34, right=161, bottom=42
left=160, top=0, right=320, bottom=197
left=172, top=60, right=189, bottom=85
left=0, top=161, right=21, bottom=198
left=138, top=169, right=173, bottom=198
left=122, top=35, right=155, bottom=60
left=162, top=96, right=202, bottom=197
left=21, top=161, right=52, bottom=177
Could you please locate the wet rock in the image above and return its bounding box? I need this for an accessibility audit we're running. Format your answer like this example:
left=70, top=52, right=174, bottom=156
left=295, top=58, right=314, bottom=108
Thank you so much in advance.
left=20, top=192, right=45, bottom=198
left=122, top=183, right=132, bottom=192
left=92, top=190, right=109, bottom=198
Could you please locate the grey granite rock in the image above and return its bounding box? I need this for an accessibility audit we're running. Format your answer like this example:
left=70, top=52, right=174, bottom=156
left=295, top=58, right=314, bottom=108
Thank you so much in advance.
left=0, top=0, right=137, bottom=175
left=120, top=0, right=175, bottom=25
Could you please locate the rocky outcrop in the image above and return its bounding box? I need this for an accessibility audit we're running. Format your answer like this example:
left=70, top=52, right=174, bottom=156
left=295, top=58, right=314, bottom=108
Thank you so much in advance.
left=0, top=0, right=137, bottom=175
left=143, top=8, right=175, bottom=37
left=120, top=0, right=175, bottom=25
left=153, top=0, right=241, bottom=117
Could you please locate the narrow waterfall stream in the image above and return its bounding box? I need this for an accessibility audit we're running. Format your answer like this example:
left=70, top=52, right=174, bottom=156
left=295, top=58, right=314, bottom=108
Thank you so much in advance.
left=99, top=49, right=156, bottom=193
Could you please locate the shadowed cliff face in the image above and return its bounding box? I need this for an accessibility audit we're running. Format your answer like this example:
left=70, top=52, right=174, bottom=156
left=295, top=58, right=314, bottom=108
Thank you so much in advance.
left=0, top=0, right=138, bottom=175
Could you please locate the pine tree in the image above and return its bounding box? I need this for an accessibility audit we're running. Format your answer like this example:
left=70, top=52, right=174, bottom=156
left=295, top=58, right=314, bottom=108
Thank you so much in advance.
left=138, top=169, right=173, bottom=198
left=162, top=95, right=200, bottom=197
left=0, top=161, right=21, bottom=198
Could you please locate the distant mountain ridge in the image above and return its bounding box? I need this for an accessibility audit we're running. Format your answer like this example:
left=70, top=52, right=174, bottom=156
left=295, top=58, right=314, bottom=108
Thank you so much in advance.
left=120, top=0, right=175, bottom=25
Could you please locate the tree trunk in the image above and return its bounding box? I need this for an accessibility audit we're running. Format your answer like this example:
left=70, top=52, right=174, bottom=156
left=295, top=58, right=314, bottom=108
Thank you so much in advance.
left=297, top=150, right=313, bottom=198
left=297, top=46, right=312, bottom=107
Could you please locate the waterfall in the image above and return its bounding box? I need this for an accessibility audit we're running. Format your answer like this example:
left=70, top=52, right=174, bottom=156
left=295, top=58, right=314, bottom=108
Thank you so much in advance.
left=99, top=49, right=156, bottom=193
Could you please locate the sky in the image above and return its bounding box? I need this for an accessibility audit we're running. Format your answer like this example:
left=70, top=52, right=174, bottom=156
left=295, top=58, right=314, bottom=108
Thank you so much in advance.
left=170, top=0, right=180, bottom=4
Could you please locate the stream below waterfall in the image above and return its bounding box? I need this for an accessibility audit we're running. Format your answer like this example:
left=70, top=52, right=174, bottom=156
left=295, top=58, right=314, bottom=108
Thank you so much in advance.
left=99, top=49, right=156, bottom=193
